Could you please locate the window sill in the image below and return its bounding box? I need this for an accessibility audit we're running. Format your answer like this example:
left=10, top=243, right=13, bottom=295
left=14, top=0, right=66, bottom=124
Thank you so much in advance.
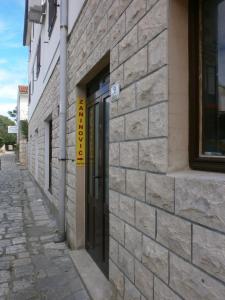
left=168, top=168, right=225, bottom=183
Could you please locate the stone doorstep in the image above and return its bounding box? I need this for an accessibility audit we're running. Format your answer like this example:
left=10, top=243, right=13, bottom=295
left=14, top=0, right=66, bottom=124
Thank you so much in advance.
left=70, top=250, right=116, bottom=300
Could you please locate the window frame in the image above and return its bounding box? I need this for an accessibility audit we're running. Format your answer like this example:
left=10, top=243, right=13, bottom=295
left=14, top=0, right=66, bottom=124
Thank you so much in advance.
left=189, top=0, right=225, bottom=173
left=36, top=37, right=41, bottom=79
left=48, top=0, right=57, bottom=37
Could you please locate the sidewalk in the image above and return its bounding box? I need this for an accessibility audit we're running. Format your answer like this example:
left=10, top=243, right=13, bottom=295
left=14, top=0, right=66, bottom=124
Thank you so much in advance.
left=0, top=153, right=90, bottom=300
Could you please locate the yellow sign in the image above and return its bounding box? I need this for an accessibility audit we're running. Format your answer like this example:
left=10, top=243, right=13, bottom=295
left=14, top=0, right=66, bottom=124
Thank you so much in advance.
left=76, top=97, right=86, bottom=166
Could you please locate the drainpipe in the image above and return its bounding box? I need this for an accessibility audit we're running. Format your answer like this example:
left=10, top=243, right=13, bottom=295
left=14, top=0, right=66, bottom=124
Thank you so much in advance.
left=58, top=0, right=68, bottom=241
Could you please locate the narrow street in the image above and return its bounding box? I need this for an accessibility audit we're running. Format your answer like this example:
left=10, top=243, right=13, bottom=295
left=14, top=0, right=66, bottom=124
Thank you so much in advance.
left=0, top=153, right=90, bottom=300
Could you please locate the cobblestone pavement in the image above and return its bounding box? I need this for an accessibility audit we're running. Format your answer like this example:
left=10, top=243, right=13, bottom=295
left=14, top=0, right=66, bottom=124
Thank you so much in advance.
left=0, top=153, right=90, bottom=300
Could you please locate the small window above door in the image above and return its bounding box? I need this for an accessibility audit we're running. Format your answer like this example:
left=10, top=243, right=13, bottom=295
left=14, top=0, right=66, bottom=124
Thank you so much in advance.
left=48, top=0, right=57, bottom=37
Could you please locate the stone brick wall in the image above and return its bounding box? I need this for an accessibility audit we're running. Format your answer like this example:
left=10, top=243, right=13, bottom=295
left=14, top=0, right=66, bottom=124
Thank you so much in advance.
left=19, top=139, right=27, bottom=166
left=67, top=0, right=225, bottom=299
left=27, top=0, right=225, bottom=299
left=28, top=64, right=60, bottom=209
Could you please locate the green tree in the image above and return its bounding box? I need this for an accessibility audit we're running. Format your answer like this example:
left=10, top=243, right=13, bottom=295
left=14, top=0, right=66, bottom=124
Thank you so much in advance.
left=0, top=115, right=17, bottom=146
left=20, top=120, right=28, bottom=140
left=8, top=108, right=17, bottom=121
left=0, top=136, right=4, bottom=148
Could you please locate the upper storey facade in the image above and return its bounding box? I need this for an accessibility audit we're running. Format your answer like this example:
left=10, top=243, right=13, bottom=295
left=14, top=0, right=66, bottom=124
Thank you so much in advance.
left=23, top=0, right=85, bottom=119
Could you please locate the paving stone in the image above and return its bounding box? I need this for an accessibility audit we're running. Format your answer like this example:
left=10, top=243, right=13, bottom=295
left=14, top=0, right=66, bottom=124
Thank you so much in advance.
left=13, top=279, right=32, bottom=292
left=0, top=153, right=90, bottom=300
left=0, top=283, right=9, bottom=297
left=13, top=258, right=32, bottom=267
left=6, top=245, right=26, bottom=255
left=12, top=237, right=26, bottom=245
left=0, top=240, right=11, bottom=248
left=0, top=257, right=11, bottom=270
left=0, top=270, right=10, bottom=283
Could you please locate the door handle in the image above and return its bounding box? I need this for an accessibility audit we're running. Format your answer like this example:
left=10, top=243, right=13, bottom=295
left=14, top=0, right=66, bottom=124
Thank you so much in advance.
left=93, top=175, right=101, bottom=179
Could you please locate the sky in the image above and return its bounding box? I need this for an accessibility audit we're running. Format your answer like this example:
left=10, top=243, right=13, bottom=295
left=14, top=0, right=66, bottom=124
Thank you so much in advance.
left=0, top=0, right=28, bottom=118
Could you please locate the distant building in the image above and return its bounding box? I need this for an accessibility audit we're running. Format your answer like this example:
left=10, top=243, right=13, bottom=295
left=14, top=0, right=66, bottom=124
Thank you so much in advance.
left=17, top=85, right=28, bottom=165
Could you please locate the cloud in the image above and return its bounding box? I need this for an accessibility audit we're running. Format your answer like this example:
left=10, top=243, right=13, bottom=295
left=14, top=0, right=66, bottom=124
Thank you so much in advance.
left=0, top=20, right=6, bottom=33
left=0, top=61, right=28, bottom=102
left=0, top=84, right=19, bottom=100
left=0, top=103, right=17, bottom=117
left=0, top=59, right=7, bottom=65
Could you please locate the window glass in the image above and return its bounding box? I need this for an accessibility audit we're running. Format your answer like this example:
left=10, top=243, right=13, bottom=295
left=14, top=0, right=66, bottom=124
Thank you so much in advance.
left=48, top=0, right=57, bottom=37
left=36, top=38, right=41, bottom=78
left=200, top=0, right=225, bottom=157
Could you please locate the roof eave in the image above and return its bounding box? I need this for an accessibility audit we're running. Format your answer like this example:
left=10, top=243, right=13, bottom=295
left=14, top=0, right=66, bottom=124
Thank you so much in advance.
left=23, top=0, right=29, bottom=46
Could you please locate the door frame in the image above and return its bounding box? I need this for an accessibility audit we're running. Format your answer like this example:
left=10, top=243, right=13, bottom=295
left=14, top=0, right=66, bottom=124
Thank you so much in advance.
left=85, top=80, right=110, bottom=277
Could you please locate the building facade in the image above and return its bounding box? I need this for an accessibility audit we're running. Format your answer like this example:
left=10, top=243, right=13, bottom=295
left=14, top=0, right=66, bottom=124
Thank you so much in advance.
left=17, top=85, right=29, bottom=165
left=24, top=0, right=225, bottom=299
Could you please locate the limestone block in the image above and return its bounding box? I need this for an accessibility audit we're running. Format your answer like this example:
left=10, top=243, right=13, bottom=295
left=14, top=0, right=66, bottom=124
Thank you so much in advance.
left=119, top=26, right=138, bottom=64
left=142, top=236, right=168, bottom=282
left=119, top=0, right=133, bottom=12
left=108, top=0, right=121, bottom=30
left=154, top=278, right=182, bottom=300
left=109, top=143, right=120, bottom=166
left=66, top=185, right=75, bottom=203
left=118, top=245, right=135, bottom=281
left=120, top=142, right=138, bottom=169
left=109, top=190, right=120, bottom=215
left=124, top=47, right=148, bottom=86
left=110, top=116, right=125, bottom=142
left=193, top=225, right=225, bottom=282
left=67, top=132, right=76, bottom=147
left=138, top=0, right=168, bottom=47
left=135, top=260, right=153, bottom=300
left=175, top=176, right=225, bottom=232
left=157, top=211, right=191, bottom=260
left=170, top=253, right=225, bottom=300
left=93, top=0, right=111, bottom=29
left=109, top=167, right=126, bottom=193
left=110, top=13, right=126, bottom=47
left=148, top=30, right=168, bottom=73
left=125, top=109, right=148, bottom=140
left=149, top=102, right=168, bottom=138
left=110, top=65, right=124, bottom=89
left=119, top=194, right=135, bottom=225
left=111, top=45, right=119, bottom=71
left=109, top=260, right=124, bottom=296
left=125, top=224, right=142, bottom=260
left=124, top=278, right=141, bottom=300
left=135, top=201, right=155, bottom=238
left=147, top=0, right=158, bottom=10
left=126, top=0, right=146, bottom=31
left=110, top=237, right=119, bottom=263
left=110, top=101, right=118, bottom=118
left=110, top=214, right=125, bottom=244
left=66, top=161, right=76, bottom=175
left=146, top=173, right=174, bottom=212
left=118, top=84, right=136, bottom=115
left=139, top=138, right=167, bottom=173
left=126, top=169, right=145, bottom=201
left=67, top=173, right=76, bottom=189
left=136, top=67, right=168, bottom=108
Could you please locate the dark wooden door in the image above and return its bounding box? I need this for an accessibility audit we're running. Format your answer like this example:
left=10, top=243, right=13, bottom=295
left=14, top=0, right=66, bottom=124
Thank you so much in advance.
left=86, top=71, right=109, bottom=277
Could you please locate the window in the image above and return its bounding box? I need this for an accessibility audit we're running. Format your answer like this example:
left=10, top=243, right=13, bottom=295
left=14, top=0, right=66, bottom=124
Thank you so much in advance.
left=36, top=38, right=41, bottom=78
left=189, top=0, right=225, bottom=172
left=48, top=0, right=57, bottom=37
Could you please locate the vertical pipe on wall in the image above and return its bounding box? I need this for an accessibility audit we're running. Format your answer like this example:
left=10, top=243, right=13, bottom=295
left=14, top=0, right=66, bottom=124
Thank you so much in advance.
left=58, top=0, right=68, bottom=241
